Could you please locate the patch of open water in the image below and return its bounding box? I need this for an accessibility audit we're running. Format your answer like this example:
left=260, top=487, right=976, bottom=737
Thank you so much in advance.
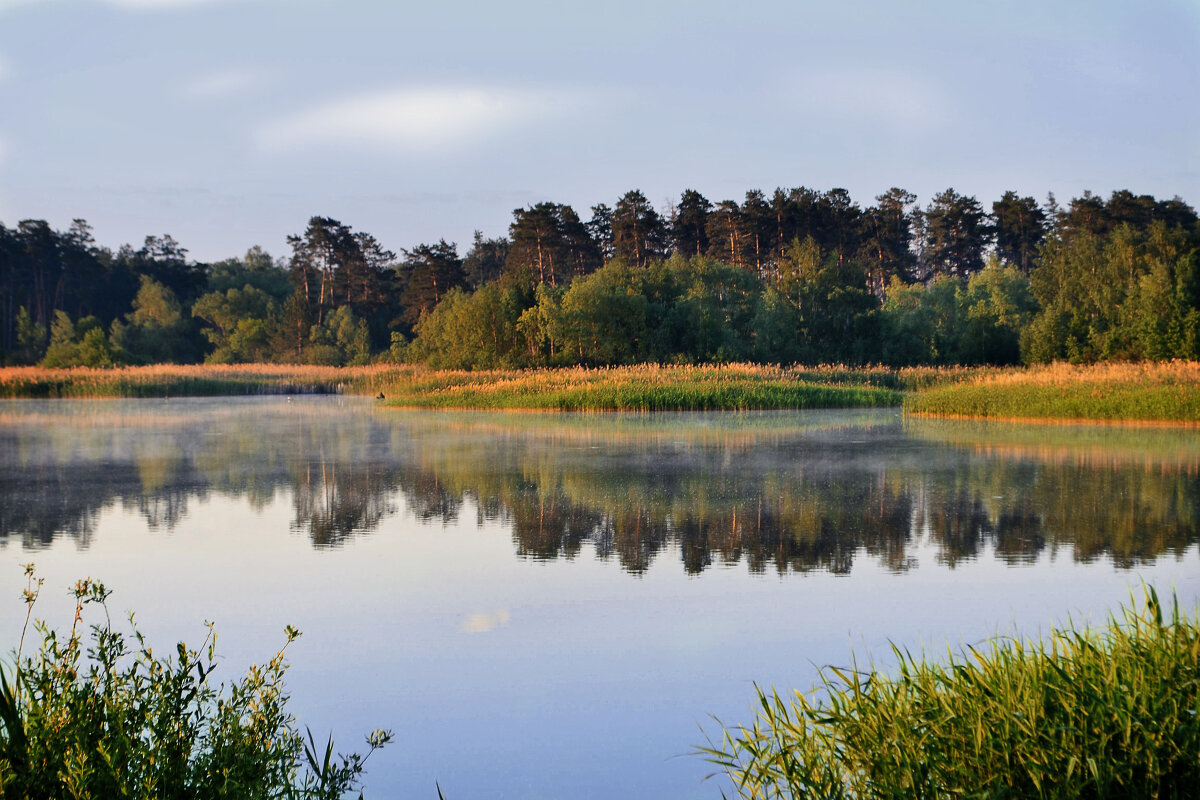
left=1, top=397, right=1197, bottom=798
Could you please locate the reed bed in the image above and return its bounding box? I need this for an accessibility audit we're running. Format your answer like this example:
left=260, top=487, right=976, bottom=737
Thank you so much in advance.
left=378, top=364, right=904, bottom=411
left=703, top=588, right=1200, bottom=800
left=11, top=361, right=1190, bottom=420
left=905, top=360, right=1200, bottom=423
left=0, top=364, right=397, bottom=398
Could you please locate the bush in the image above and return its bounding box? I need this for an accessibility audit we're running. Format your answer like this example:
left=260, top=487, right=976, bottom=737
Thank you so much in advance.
left=0, top=567, right=390, bottom=799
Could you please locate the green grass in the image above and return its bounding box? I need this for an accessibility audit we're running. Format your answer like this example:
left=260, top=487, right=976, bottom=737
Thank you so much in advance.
left=9, top=361, right=1199, bottom=422
left=0, top=365, right=395, bottom=399
left=379, top=364, right=904, bottom=411
left=905, top=361, right=1200, bottom=424
left=703, top=587, right=1200, bottom=799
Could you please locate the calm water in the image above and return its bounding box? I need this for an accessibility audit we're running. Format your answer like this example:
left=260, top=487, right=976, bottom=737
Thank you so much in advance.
left=1, top=397, right=1198, bottom=798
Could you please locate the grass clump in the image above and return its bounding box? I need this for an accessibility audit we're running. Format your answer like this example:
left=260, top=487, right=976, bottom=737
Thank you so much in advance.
left=380, top=364, right=903, bottom=411
left=0, top=566, right=390, bottom=799
left=0, top=362, right=979, bottom=408
left=703, top=587, right=1200, bottom=799
left=0, top=364, right=396, bottom=399
left=905, top=360, right=1200, bottom=423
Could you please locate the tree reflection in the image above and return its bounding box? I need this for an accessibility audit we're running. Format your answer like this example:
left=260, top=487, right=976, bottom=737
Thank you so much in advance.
left=0, top=402, right=1197, bottom=575
left=292, top=460, right=397, bottom=547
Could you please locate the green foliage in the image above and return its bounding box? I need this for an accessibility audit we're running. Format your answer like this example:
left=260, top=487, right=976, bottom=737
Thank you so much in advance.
left=206, top=247, right=292, bottom=299
left=307, top=305, right=372, bottom=366
left=775, top=237, right=878, bottom=363
left=381, top=332, right=409, bottom=365
left=992, top=190, right=1047, bottom=274
left=39, top=312, right=120, bottom=368
left=193, top=285, right=279, bottom=364
left=703, top=588, right=1200, bottom=799
left=663, top=257, right=761, bottom=363
left=1023, top=222, right=1200, bottom=363
left=397, top=240, right=464, bottom=330
left=515, top=283, right=564, bottom=364
left=12, top=308, right=47, bottom=366
left=409, top=284, right=524, bottom=369
left=111, top=276, right=200, bottom=364
left=0, top=566, right=390, bottom=799
left=922, top=188, right=991, bottom=278
left=556, top=261, right=650, bottom=364
left=957, top=261, right=1038, bottom=365
left=880, top=265, right=1036, bottom=367
left=879, top=276, right=960, bottom=366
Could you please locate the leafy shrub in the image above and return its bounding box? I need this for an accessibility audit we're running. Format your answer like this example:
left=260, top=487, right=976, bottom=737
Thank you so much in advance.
left=0, top=566, right=390, bottom=799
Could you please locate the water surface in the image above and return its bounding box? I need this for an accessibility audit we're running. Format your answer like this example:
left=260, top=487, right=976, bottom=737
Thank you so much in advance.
left=1, top=398, right=1197, bottom=798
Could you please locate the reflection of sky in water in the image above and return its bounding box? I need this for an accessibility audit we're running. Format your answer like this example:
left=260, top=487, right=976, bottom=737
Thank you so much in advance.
left=1, top=398, right=1198, bottom=799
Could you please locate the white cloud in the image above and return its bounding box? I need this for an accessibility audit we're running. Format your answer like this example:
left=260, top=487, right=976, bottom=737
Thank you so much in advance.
left=2, top=0, right=238, bottom=9
left=790, top=69, right=950, bottom=134
left=255, top=86, right=580, bottom=155
left=103, top=0, right=245, bottom=8
left=459, top=609, right=511, bottom=634
left=184, top=67, right=271, bottom=99
left=0, top=0, right=46, bottom=12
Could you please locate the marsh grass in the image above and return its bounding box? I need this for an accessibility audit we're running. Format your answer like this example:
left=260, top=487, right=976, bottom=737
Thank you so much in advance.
left=0, top=364, right=396, bottom=399
left=378, top=364, right=907, bottom=411
left=0, top=362, right=979, bottom=407
left=9, top=361, right=1194, bottom=420
left=905, top=360, right=1200, bottom=423
left=702, top=587, right=1200, bottom=800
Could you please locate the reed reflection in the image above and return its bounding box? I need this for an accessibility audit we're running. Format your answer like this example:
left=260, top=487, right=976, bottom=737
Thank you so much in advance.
left=0, top=400, right=1196, bottom=573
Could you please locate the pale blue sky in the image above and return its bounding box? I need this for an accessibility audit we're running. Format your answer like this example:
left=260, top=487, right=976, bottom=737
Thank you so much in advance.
left=1, top=0, right=1197, bottom=261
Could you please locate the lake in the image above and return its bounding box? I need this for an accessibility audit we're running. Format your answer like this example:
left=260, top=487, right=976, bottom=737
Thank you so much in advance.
left=1, top=397, right=1197, bottom=798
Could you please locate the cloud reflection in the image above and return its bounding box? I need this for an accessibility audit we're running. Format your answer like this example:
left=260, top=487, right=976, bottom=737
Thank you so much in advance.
left=460, top=610, right=511, bottom=634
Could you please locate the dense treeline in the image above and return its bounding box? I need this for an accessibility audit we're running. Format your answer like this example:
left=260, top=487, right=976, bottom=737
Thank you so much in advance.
left=1, top=187, right=1196, bottom=368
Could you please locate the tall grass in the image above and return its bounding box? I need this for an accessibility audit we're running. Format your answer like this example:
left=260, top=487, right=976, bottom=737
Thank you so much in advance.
left=0, top=364, right=397, bottom=399
left=379, top=364, right=905, bottom=411
left=16, top=361, right=1194, bottom=421
left=905, top=360, right=1200, bottom=423
left=702, top=587, right=1200, bottom=799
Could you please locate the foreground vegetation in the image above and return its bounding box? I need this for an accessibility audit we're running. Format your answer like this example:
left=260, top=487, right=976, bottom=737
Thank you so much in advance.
left=704, top=588, right=1200, bottom=799
left=0, top=567, right=390, bottom=798
left=905, top=360, right=1200, bottom=423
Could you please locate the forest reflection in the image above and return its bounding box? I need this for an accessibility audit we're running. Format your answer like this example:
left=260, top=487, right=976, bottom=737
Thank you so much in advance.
left=1, top=400, right=1196, bottom=574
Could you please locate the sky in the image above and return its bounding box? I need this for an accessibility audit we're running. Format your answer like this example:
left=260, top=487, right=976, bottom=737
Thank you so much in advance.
left=0, top=0, right=1197, bottom=263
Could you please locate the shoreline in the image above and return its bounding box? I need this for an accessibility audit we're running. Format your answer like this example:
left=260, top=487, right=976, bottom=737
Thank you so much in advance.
left=905, top=411, right=1200, bottom=429
left=1, top=362, right=1198, bottom=423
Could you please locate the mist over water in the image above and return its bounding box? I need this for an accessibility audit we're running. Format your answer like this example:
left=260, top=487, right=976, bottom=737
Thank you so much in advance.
left=1, top=398, right=1197, bottom=798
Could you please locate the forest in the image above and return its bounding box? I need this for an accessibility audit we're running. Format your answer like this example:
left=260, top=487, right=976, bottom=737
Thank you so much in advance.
left=1, top=186, right=1196, bottom=369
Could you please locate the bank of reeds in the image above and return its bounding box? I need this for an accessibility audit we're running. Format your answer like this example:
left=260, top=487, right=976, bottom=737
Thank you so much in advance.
left=378, top=364, right=904, bottom=411
left=703, top=587, right=1200, bottom=800
left=0, top=364, right=396, bottom=399
left=904, top=360, right=1200, bottom=423
left=11, top=362, right=1197, bottom=420
left=0, top=362, right=980, bottom=404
